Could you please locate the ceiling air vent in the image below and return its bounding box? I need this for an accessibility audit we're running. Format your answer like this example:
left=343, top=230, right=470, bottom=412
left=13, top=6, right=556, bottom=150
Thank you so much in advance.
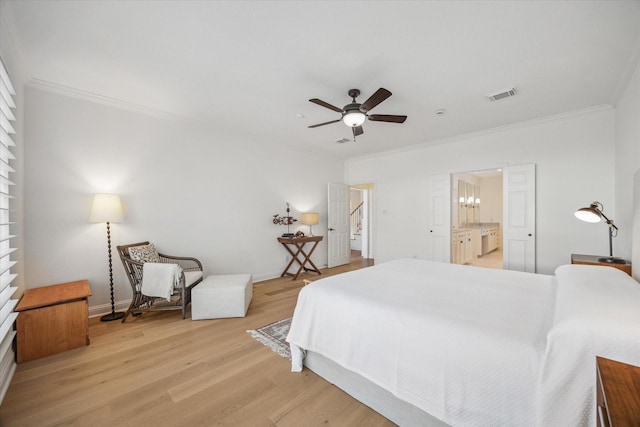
left=335, top=138, right=350, bottom=144
left=487, top=88, right=517, bottom=102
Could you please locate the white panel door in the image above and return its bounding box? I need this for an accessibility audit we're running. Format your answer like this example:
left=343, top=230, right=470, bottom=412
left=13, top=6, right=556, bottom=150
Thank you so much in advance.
left=327, top=183, right=350, bottom=268
left=503, top=164, right=536, bottom=272
left=429, top=174, right=451, bottom=263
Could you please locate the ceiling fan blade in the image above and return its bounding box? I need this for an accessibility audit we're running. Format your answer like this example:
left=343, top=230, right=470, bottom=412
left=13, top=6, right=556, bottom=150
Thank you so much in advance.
left=309, top=98, right=344, bottom=113
left=360, top=88, right=392, bottom=112
left=308, top=118, right=342, bottom=128
left=353, top=125, right=364, bottom=136
left=368, top=114, right=407, bottom=123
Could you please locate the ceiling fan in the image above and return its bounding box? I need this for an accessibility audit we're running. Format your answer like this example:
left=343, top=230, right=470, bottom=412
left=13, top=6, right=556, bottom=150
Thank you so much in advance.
left=308, top=88, right=407, bottom=140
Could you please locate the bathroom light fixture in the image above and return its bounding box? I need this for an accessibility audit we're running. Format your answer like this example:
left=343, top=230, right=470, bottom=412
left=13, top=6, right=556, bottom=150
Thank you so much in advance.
left=574, top=201, right=625, bottom=264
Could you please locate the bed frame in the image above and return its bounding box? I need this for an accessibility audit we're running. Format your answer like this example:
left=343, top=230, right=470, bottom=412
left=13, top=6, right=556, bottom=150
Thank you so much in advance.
left=305, top=350, right=451, bottom=426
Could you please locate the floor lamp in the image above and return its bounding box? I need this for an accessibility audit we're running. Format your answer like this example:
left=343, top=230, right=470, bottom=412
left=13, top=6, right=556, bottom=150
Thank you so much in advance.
left=90, top=193, right=125, bottom=321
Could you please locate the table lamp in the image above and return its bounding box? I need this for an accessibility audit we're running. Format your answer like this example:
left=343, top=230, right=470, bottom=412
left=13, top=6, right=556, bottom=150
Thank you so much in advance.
left=301, top=212, right=319, bottom=236
left=574, top=201, right=625, bottom=264
left=89, top=193, right=125, bottom=321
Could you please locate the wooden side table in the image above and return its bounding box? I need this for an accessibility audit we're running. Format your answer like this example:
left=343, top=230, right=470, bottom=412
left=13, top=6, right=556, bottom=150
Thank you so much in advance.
left=15, top=280, right=92, bottom=363
left=596, top=356, right=640, bottom=426
left=571, top=254, right=632, bottom=276
left=277, top=235, right=323, bottom=280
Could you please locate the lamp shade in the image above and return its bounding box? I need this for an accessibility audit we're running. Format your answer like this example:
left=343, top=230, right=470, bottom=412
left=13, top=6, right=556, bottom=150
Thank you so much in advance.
left=300, top=212, right=319, bottom=225
left=575, top=203, right=602, bottom=223
left=342, top=111, right=366, bottom=127
left=89, top=193, right=123, bottom=223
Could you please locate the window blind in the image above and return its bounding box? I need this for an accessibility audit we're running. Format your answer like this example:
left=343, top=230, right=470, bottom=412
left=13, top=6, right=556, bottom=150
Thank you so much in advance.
left=0, top=58, right=18, bottom=405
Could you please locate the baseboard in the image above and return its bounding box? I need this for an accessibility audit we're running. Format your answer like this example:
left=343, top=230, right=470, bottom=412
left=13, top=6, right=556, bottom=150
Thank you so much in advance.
left=88, top=299, right=131, bottom=318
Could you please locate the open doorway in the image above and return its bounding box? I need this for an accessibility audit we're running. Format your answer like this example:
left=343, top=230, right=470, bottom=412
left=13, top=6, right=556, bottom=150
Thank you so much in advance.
left=350, top=183, right=374, bottom=264
left=451, top=169, right=503, bottom=269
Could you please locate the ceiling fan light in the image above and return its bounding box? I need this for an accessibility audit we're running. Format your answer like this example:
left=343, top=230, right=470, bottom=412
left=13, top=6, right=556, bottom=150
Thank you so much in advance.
left=343, top=111, right=366, bottom=127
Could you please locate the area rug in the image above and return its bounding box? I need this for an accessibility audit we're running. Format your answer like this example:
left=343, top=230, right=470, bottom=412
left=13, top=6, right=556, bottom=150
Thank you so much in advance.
left=247, top=317, right=292, bottom=359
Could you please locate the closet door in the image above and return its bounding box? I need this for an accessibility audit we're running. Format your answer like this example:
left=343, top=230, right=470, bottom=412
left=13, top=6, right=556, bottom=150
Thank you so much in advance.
left=503, top=164, right=536, bottom=272
left=429, top=174, right=451, bottom=263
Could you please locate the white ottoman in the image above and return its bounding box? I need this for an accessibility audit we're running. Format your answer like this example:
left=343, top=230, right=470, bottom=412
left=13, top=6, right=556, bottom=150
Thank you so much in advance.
left=191, top=274, right=253, bottom=320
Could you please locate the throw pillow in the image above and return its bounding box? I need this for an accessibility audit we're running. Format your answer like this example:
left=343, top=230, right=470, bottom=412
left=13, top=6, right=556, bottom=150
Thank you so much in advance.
left=129, top=243, right=160, bottom=263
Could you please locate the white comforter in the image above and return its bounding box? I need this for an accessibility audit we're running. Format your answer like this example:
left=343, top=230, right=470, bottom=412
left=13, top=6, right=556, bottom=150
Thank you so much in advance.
left=286, top=259, right=640, bottom=427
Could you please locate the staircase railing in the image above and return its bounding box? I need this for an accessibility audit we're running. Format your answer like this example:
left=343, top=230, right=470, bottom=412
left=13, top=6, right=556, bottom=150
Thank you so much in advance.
left=350, top=201, right=364, bottom=237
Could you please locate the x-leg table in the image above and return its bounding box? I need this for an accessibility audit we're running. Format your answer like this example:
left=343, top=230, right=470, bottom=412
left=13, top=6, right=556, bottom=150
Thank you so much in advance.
left=277, top=235, right=323, bottom=280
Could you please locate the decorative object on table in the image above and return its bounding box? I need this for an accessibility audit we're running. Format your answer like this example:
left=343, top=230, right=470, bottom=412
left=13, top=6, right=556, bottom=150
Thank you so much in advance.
left=574, top=201, right=626, bottom=264
left=300, top=212, right=319, bottom=236
left=272, top=202, right=297, bottom=237
left=89, top=193, right=125, bottom=321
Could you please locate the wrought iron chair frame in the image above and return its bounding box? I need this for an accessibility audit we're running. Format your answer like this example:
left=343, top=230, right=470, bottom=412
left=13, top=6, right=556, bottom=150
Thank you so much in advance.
left=117, top=241, right=203, bottom=322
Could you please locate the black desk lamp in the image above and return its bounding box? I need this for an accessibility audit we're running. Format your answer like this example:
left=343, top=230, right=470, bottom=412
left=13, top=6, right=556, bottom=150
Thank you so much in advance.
left=574, top=201, right=625, bottom=264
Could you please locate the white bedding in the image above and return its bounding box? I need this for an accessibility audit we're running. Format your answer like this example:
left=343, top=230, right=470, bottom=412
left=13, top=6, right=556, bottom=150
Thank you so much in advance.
left=286, top=259, right=640, bottom=427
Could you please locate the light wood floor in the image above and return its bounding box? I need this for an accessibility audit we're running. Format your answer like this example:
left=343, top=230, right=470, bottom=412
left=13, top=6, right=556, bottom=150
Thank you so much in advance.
left=467, top=249, right=503, bottom=269
left=0, top=254, right=393, bottom=427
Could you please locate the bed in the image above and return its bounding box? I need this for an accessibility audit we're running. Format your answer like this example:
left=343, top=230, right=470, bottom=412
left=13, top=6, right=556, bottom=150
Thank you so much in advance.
left=286, top=259, right=640, bottom=426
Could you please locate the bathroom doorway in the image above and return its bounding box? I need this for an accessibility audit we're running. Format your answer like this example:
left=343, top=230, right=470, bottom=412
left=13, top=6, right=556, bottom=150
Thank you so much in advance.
left=451, top=169, right=503, bottom=269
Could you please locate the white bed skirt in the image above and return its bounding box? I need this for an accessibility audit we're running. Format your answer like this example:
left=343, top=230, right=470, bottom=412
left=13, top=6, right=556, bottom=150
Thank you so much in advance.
left=304, top=350, right=451, bottom=427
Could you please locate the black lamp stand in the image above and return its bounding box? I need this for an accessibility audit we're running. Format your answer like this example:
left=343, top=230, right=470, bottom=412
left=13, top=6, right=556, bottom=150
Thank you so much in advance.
left=100, top=221, right=125, bottom=321
left=597, top=214, right=625, bottom=264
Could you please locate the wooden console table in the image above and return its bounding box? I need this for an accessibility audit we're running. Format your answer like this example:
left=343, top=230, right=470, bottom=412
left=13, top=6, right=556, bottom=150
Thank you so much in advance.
left=571, top=254, right=632, bottom=276
left=15, top=279, right=92, bottom=363
left=277, top=235, right=323, bottom=280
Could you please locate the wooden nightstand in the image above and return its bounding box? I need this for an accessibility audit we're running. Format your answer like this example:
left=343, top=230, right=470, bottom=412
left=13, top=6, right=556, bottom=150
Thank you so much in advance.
left=596, top=357, right=640, bottom=427
left=571, top=254, right=632, bottom=276
left=15, top=280, right=92, bottom=363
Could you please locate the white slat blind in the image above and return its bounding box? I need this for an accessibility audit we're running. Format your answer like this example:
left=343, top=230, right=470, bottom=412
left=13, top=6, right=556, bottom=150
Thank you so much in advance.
left=0, top=59, right=18, bottom=405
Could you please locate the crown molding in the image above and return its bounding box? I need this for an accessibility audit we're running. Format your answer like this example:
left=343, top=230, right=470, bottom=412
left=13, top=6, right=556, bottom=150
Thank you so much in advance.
left=26, top=78, right=193, bottom=122
left=347, top=104, right=614, bottom=164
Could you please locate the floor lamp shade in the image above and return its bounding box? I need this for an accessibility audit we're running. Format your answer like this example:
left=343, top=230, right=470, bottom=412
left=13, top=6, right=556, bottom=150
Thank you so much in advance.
left=89, top=194, right=123, bottom=223
left=301, top=212, right=319, bottom=236
left=90, top=193, right=124, bottom=321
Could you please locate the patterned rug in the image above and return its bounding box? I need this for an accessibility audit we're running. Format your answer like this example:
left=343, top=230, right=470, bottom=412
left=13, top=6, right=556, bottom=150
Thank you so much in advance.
left=247, top=317, right=292, bottom=359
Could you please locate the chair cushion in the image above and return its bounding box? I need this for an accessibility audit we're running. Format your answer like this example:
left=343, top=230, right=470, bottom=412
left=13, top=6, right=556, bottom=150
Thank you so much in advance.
left=184, top=271, right=204, bottom=287
left=129, top=243, right=160, bottom=263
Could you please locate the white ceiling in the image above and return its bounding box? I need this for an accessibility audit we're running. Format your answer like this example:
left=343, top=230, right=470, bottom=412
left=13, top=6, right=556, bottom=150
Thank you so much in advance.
left=3, top=0, right=640, bottom=160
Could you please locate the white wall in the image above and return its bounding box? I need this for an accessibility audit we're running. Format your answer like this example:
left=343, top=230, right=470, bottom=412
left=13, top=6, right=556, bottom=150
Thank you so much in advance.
left=614, top=57, right=640, bottom=279
left=346, top=107, right=616, bottom=274
left=23, top=87, right=344, bottom=313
